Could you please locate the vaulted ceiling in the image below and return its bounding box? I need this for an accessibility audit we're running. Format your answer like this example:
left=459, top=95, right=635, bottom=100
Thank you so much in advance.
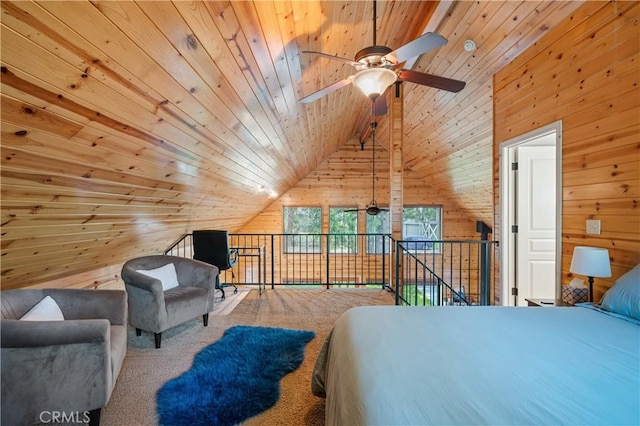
left=1, top=1, right=584, bottom=288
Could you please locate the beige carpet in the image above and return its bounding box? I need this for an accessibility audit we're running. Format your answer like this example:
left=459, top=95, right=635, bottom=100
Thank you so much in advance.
left=102, top=288, right=395, bottom=425
left=211, top=287, right=251, bottom=315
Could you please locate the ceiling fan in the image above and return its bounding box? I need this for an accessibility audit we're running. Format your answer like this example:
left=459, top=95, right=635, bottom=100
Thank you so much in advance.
left=299, top=0, right=466, bottom=104
left=344, top=104, right=388, bottom=216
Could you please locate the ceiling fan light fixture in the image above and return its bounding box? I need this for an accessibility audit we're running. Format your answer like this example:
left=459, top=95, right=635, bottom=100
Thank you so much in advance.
left=352, top=68, right=397, bottom=100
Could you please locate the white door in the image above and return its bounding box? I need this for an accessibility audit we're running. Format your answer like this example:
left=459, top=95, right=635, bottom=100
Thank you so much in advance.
left=515, top=146, right=556, bottom=306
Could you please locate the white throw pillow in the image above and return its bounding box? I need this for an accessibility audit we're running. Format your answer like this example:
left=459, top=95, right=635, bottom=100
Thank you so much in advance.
left=20, top=295, right=65, bottom=321
left=137, top=263, right=180, bottom=291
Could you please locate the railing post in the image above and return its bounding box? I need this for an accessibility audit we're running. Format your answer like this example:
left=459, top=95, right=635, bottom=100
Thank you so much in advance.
left=381, top=235, right=386, bottom=288
left=395, top=239, right=401, bottom=305
left=477, top=221, right=493, bottom=306
left=325, top=234, right=330, bottom=289
left=270, top=234, right=275, bottom=290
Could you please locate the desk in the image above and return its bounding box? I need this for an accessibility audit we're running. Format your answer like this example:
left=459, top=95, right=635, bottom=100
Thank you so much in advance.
left=233, top=245, right=266, bottom=295
left=525, top=298, right=570, bottom=307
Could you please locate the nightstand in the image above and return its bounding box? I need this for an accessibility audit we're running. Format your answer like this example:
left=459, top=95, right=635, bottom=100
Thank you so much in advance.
left=525, top=298, right=570, bottom=307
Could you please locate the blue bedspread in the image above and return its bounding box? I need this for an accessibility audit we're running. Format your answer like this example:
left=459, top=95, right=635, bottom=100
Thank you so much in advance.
left=312, top=305, right=640, bottom=425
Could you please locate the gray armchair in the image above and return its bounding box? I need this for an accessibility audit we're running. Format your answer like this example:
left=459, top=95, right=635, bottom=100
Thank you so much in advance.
left=121, top=255, right=218, bottom=349
left=1, top=289, right=127, bottom=426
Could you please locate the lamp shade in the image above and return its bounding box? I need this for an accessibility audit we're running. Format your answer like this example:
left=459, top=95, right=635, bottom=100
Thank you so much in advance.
left=352, top=68, right=397, bottom=100
left=570, top=246, right=611, bottom=278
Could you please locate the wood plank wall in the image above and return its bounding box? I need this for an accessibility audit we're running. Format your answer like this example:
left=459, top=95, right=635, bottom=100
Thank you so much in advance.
left=238, top=136, right=480, bottom=239
left=0, top=1, right=440, bottom=291
left=493, top=1, right=640, bottom=301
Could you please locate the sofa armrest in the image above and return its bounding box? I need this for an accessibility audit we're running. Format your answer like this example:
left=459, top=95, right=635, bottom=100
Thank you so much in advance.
left=121, top=267, right=167, bottom=332
left=121, top=271, right=164, bottom=295
left=176, top=258, right=218, bottom=291
left=1, top=318, right=109, bottom=348
left=43, top=289, right=127, bottom=326
left=1, top=319, right=112, bottom=425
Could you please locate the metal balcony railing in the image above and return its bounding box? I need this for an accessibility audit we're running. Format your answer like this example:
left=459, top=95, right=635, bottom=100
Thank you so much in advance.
left=165, top=233, right=497, bottom=305
left=395, top=239, right=498, bottom=306
left=165, top=233, right=393, bottom=291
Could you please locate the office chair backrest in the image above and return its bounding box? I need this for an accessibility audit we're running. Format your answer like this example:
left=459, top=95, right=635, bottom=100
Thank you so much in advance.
left=192, top=230, right=237, bottom=271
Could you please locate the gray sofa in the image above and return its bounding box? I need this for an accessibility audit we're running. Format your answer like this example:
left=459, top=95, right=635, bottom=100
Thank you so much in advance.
left=121, top=255, right=218, bottom=348
left=1, top=289, right=127, bottom=426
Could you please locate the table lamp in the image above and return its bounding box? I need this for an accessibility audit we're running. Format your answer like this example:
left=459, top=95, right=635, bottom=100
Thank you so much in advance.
left=569, top=246, right=611, bottom=302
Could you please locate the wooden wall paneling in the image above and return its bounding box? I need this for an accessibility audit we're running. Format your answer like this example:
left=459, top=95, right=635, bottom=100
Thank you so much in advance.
left=239, top=135, right=478, bottom=241
left=28, top=264, right=123, bottom=290
left=493, top=1, right=625, bottom=102
left=493, top=1, right=640, bottom=301
left=1, top=72, right=279, bottom=200
left=389, top=83, right=404, bottom=240
left=0, top=1, right=613, bottom=291
left=289, top=0, right=323, bottom=171
left=495, top=16, right=638, bottom=133
left=403, top=1, right=584, bottom=229
left=230, top=1, right=290, bottom=117
left=403, top=0, right=510, bottom=145
left=1, top=30, right=154, bottom=130
left=31, top=0, right=291, bottom=189
left=321, top=0, right=354, bottom=129
left=93, top=2, right=293, bottom=185
left=331, top=1, right=372, bottom=148
left=175, top=2, right=289, bottom=148
left=270, top=0, right=316, bottom=171
left=250, top=1, right=300, bottom=117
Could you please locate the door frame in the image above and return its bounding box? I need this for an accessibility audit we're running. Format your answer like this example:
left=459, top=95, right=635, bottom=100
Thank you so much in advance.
left=499, top=120, right=563, bottom=306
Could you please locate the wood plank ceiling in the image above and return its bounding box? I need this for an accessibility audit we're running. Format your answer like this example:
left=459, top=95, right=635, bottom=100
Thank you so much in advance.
left=0, top=1, right=583, bottom=289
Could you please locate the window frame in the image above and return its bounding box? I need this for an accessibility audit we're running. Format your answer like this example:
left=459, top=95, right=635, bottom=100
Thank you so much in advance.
left=282, top=206, right=322, bottom=254
left=328, top=207, right=358, bottom=254
left=402, top=205, right=443, bottom=253
left=365, top=209, right=390, bottom=254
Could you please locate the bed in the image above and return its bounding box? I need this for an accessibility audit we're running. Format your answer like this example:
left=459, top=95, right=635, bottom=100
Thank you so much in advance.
left=312, top=266, right=640, bottom=425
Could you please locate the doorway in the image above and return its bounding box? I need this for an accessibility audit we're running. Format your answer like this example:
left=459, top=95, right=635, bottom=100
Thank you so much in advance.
left=499, top=121, right=562, bottom=306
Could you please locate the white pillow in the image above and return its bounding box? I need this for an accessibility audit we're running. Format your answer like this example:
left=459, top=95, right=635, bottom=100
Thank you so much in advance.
left=137, top=263, right=180, bottom=291
left=20, top=295, right=65, bottom=321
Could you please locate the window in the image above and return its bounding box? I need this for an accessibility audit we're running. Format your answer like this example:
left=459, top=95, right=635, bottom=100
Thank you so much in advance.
left=283, top=207, right=322, bottom=253
left=402, top=206, right=442, bottom=252
left=366, top=211, right=390, bottom=254
left=329, top=208, right=357, bottom=253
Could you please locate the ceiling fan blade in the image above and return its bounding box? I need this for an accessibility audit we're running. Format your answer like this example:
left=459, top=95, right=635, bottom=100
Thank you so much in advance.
left=383, top=32, right=447, bottom=64
left=299, top=78, right=353, bottom=103
left=398, top=69, right=466, bottom=93
left=302, top=51, right=360, bottom=67
left=373, top=94, right=387, bottom=116
left=343, top=208, right=360, bottom=212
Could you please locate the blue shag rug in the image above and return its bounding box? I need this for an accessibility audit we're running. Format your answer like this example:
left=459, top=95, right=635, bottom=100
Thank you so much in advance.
left=156, top=325, right=315, bottom=426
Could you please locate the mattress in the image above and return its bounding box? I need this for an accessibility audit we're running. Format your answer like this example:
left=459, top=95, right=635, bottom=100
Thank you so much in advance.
left=312, top=305, right=640, bottom=425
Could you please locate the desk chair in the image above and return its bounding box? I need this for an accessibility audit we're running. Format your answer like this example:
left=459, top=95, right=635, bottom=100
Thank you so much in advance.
left=193, top=230, right=238, bottom=300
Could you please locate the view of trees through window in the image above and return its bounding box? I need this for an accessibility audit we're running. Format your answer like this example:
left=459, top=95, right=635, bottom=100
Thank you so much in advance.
left=329, top=208, right=357, bottom=253
left=282, top=207, right=321, bottom=253
left=366, top=211, right=390, bottom=254
left=282, top=206, right=442, bottom=254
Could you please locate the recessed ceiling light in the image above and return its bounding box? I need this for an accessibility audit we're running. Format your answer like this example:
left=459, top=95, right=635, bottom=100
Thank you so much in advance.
left=464, top=40, right=476, bottom=52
